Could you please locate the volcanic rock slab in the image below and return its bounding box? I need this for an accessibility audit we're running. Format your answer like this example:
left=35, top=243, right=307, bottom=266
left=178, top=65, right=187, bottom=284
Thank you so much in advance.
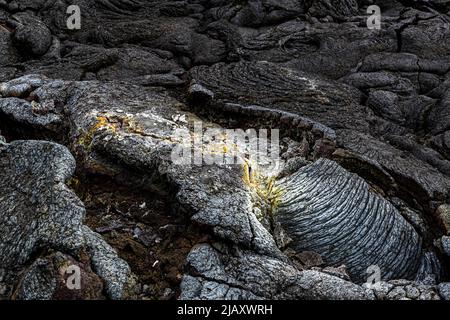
left=180, top=243, right=375, bottom=300
left=0, top=139, right=131, bottom=299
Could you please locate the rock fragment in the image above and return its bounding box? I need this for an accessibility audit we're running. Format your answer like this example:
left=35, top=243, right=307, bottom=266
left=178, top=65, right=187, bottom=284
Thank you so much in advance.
left=0, top=139, right=132, bottom=299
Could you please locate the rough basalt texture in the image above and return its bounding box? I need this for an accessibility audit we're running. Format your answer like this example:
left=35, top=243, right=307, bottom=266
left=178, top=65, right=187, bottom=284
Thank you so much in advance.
left=1, top=0, right=450, bottom=300
left=0, top=139, right=131, bottom=299
left=181, top=243, right=374, bottom=300
left=0, top=140, right=84, bottom=267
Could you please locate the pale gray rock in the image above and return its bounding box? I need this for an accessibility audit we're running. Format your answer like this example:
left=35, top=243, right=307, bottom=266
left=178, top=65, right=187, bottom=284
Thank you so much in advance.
left=438, top=283, right=450, bottom=300
left=15, top=258, right=57, bottom=300
left=0, top=140, right=84, bottom=267
left=181, top=243, right=374, bottom=300
left=0, top=74, right=48, bottom=98
left=0, top=139, right=131, bottom=299
left=368, top=280, right=441, bottom=300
